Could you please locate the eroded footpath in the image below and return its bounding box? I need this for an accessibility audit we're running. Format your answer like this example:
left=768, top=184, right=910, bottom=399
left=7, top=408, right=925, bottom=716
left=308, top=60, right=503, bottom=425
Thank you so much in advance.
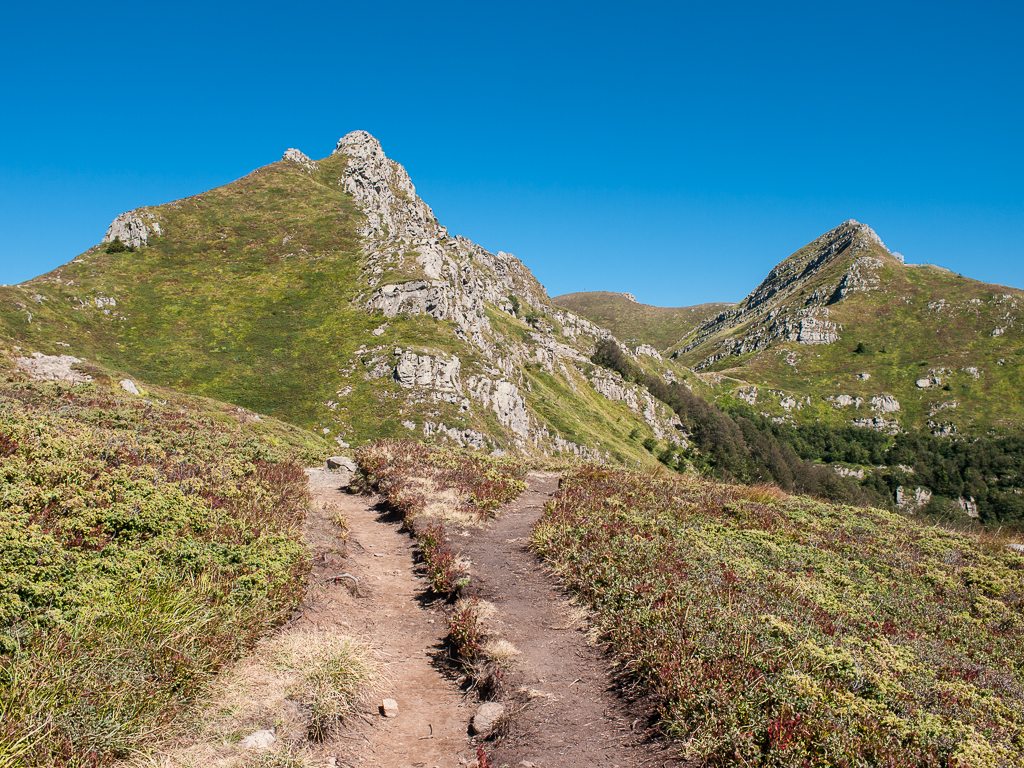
left=304, top=468, right=477, bottom=767
left=454, top=471, right=677, bottom=768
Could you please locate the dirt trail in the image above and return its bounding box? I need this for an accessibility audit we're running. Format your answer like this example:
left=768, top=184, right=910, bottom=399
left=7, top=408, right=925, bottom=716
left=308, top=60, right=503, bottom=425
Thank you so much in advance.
left=304, top=469, right=476, bottom=767
left=455, top=471, right=674, bottom=768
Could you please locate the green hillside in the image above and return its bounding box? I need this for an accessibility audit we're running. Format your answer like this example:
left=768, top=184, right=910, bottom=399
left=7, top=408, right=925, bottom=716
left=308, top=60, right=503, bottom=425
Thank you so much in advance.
left=0, top=137, right=686, bottom=467
left=551, top=291, right=729, bottom=351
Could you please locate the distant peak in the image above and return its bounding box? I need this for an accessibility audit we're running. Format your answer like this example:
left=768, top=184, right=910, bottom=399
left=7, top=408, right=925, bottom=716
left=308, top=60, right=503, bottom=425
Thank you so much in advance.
left=836, top=219, right=888, bottom=252
left=333, top=130, right=386, bottom=161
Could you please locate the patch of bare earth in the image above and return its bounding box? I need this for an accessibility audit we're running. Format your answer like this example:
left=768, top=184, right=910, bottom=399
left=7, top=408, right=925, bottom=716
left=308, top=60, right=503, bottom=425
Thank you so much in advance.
left=454, top=471, right=681, bottom=768
left=302, top=469, right=478, bottom=767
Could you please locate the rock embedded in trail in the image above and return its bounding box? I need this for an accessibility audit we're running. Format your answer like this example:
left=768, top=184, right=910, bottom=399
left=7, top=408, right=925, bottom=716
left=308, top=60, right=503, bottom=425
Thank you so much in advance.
left=470, top=701, right=505, bottom=736
left=381, top=698, right=400, bottom=717
left=326, top=456, right=358, bottom=472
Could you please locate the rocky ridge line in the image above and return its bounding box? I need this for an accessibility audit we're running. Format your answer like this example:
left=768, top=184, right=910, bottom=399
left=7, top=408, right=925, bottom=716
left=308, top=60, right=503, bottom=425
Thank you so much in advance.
left=293, top=131, right=686, bottom=456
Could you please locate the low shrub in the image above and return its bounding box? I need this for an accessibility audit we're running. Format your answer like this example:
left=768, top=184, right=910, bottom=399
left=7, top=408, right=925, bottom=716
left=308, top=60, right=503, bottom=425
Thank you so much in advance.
left=355, top=440, right=525, bottom=598
left=533, top=464, right=1024, bottom=766
left=0, top=381, right=313, bottom=766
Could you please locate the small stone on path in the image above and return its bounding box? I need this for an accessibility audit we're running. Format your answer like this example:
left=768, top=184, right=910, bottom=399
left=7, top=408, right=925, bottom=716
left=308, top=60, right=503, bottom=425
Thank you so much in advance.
left=471, top=702, right=505, bottom=735
left=381, top=698, right=400, bottom=717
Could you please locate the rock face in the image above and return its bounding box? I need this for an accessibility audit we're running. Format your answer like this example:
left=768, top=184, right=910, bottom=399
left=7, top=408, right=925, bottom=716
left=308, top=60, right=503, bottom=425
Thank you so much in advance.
left=103, top=209, right=162, bottom=249
left=394, top=350, right=461, bottom=395
left=323, top=130, right=687, bottom=457
left=332, top=131, right=547, bottom=350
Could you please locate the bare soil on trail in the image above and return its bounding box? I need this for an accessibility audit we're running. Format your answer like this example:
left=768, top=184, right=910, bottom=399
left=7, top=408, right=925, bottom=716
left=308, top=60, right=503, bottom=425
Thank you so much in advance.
left=453, top=471, right=679, bottom=768
left=303, top=468, right=478, bottom=768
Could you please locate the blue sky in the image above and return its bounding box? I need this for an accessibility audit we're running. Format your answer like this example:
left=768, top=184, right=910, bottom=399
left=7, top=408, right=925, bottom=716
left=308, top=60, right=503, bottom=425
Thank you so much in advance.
left=1, top=0, right=1021, bottom=306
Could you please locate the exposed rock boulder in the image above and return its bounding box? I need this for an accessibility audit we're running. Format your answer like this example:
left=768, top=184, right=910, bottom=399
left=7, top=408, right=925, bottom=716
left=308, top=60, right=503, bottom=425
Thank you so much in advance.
left=871, top=395, right=901, bottom=414
left=326, top=456, right=358, bottom=472
left=470, top=701, right=505, bottom=736
left=14, top=352, right=91, bottom=383
left=103, top=210, right=162, bottom=249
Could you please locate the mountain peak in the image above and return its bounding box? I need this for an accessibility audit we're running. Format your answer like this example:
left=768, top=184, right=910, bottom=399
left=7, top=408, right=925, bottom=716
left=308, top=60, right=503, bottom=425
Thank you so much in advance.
left=333, top=130, right=387, bottom=163
left=836, top=219, right=888, bottom=252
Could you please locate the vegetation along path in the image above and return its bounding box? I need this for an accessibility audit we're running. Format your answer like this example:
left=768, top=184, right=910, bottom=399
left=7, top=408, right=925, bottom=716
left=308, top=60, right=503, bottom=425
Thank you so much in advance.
left=455, top=472, right=675, bottom=768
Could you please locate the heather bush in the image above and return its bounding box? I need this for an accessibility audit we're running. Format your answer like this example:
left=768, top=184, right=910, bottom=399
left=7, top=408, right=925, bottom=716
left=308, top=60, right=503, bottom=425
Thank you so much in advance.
left=533, top=464, right=1024, bottom=766
left=0, top=381, right=313, bottom=766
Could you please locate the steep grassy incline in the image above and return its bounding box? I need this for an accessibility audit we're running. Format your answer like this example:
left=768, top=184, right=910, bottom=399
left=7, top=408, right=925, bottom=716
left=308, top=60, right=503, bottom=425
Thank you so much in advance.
left=0, top=155, right=384, bottom=433
left=551, top=291, right=729, bottom=352
left=0, top=138, right=685, bottom=464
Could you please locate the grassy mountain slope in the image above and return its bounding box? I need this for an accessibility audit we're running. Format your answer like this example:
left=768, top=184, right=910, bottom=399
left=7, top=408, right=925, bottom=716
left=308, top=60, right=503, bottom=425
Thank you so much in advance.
left=673, top=222, right=1024, bottom=436
left=0, top=366, right=327, bottom=765
left=551, top=291, right=729, bottom=351
left=0, top=137, right=684, bottom=465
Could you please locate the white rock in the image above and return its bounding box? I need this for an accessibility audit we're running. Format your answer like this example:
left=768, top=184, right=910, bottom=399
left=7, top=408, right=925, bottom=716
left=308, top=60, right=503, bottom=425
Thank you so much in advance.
left=326, top=456, right=357, bottom=472
left=119, top=379, right=140, bottom=395
left=239, top=728, right=276, bottom=750
left=282, top=148, right=319, bottom=171
left=871, top=395, right=901, bottom=414
left=381, top=698, right=399, bottom=717
left=103, top=210, right=161, bottom=249
left=915, top=379, right=932, bottom=388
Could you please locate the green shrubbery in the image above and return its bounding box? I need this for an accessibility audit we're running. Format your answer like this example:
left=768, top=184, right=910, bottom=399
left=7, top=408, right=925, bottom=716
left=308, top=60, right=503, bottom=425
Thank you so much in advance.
left=0, top=381, right=314, bottom=766
left=533, top=464, right=1024, bottom=766
left=592, top=340, right=883, bottom=506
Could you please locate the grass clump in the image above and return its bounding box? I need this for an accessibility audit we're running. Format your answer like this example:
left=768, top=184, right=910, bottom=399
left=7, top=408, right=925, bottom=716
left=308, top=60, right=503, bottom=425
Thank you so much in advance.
left=533, top=464, right=1024, bottom=766
left=0, top=381, right=316, bottom=767
left=271, top=632, right=375, bottom=741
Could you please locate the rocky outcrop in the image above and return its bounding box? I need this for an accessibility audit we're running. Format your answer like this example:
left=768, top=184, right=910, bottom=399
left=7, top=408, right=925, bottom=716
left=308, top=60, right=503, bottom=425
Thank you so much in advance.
left=103, top=209, right=162, bottom=248
left=635, top=344, right=662, bottom=359
left=14, top=352, right=92, bottom=383
left=332, top=131, right=549, bottom=351
left=394, top=350, right=461, bottom=396
left=282, top=148, right=319, bottom=172
left=589, top=373, right=686, bottom=444
left=896, top=486, right=932, bottom=511
left=871, top=395, right=901, bottom=414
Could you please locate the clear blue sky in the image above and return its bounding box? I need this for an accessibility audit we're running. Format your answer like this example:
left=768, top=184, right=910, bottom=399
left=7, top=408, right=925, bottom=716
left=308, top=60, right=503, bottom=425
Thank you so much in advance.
left=2, top=0, right=1021, bottom=306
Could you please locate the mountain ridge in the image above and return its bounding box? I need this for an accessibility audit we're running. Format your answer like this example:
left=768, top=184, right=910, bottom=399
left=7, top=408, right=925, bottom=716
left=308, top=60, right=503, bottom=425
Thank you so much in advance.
left=0, top=131, right=688, bottom=466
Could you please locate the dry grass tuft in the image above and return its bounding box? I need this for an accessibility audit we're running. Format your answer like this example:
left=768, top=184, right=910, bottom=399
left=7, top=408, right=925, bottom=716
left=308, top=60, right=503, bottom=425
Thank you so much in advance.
left=270, top=633, right=376, bottom=741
